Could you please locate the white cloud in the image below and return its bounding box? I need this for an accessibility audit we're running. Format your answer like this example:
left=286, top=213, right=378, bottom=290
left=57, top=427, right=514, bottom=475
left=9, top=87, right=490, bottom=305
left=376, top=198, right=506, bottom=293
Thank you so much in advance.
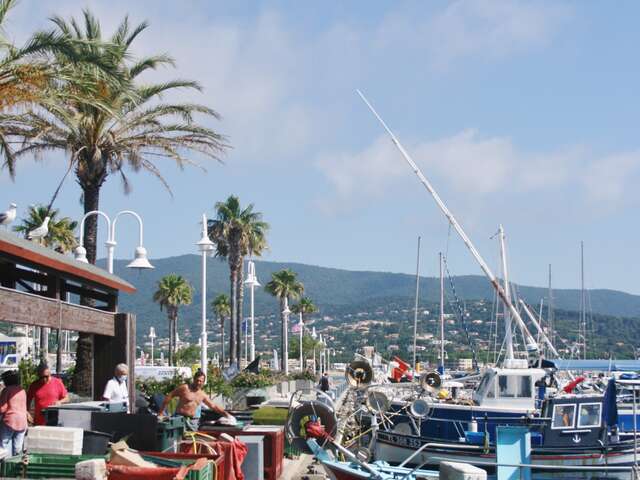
left=316, top=129, right=640, bottom=214
left=581, top=152, right=640, bottom=207
left=423, top=0, right=570, bottom=69
left=3, top=1, right=573, bottom=173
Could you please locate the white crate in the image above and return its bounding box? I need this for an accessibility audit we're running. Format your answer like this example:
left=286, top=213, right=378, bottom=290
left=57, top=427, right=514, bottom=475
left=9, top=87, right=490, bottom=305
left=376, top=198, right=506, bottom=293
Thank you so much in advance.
left=26, top=426, right=83, bottom=455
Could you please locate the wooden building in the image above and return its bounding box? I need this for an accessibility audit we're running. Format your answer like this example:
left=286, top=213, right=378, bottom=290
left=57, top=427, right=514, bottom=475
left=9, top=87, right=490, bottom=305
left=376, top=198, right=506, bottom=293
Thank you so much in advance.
left=0, top=229, right=137, bottom=402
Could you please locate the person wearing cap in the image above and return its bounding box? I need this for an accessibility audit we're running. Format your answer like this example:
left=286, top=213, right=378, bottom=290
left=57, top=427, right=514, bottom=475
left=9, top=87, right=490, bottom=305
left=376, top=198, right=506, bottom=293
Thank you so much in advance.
left=26, top=363, right=69, bottom=426
left=102, top=364, right=130, bottom=411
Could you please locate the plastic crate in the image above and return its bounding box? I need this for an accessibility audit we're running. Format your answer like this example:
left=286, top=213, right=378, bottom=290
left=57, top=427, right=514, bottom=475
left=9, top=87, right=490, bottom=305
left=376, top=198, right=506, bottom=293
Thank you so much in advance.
left=26, top=426, right=84, bottom=455
left=157, top=416, right=186, bottom=452
left=141, top=454, right=213, bottom=480
left=1, top=453, right=105, bottom=478
left=199, top=426, right=284, bottom=480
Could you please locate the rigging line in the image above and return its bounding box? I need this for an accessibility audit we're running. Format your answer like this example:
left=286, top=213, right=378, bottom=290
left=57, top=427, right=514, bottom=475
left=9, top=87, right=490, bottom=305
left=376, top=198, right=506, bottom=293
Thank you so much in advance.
left=443, top=255, right=479, bottom=371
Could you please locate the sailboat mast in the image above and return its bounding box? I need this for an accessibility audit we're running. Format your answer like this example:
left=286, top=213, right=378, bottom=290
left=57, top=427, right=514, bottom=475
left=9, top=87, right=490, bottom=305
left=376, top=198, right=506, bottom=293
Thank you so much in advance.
left=499, top=225, right=514, bottom=361
left=412, top=236, right=421, bottom=371
left=439, top=252, right=445, bottom=373
left=548, top=264, right=554, bottom=351
left=357, top=90, right=544, bottom=357
left=581, top=241, right=586, bottom=360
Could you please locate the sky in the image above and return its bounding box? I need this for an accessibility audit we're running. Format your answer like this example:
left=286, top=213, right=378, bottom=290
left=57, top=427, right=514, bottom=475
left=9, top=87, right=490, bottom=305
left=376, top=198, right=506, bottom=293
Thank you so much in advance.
left=2, top=1, right=640, bottom=295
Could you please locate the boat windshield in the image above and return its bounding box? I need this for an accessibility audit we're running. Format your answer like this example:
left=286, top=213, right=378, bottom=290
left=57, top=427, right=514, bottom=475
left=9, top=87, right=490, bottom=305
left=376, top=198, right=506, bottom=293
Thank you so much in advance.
left=498, top=375, right=532, bottom=398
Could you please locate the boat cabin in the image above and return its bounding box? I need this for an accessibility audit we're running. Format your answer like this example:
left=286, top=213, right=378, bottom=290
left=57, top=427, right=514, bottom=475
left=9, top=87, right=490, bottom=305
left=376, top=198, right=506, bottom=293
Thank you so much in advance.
left=540, top=395, right=604, bottom=448
left=473, top=366, right=546, bottom=410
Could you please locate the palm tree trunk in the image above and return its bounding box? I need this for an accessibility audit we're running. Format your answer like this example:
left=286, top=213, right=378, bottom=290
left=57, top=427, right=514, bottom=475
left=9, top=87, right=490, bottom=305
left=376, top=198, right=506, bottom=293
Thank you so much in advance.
left=168, top=313, right=174, bottom=366
left=72, top=181, right=101, bottom=395
left=237, top=257, right=245, bottom=366
left=173, top=309, right=179, bottom=363
left=219, top=314, right=225, bottom=366
left=229, top=268, right=237, bottom=366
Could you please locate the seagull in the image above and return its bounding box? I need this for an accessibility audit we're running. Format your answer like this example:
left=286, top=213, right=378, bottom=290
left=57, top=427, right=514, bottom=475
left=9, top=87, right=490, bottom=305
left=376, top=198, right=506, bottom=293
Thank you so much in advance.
left=27, top=216, right=50, bottom=240
left=0, top=203, right=17, bottom=228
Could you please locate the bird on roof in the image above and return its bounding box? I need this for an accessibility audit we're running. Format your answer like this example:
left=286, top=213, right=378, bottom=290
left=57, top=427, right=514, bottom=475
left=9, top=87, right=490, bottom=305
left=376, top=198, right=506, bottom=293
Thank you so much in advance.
left=0, top=203, right=17, bottom=228
left=27, top=216, right=50, bottom=240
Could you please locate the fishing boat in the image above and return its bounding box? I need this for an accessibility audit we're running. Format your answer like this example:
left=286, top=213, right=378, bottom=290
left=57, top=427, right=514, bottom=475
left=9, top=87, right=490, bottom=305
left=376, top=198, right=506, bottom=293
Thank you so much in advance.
left=354, top=91, right=640, bottom=478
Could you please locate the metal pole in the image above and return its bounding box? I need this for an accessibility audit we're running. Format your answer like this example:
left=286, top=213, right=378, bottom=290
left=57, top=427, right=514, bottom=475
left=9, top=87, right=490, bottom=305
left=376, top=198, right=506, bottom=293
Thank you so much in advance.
left=250, top=282, right=256, bottom=361
left=283, top=297, right=289, bottom=375
left=634, top=384, right=638, bottom=467
left=357, top=90, right=540, bottom=354
left=548, top=264, right=554, bottom=351
left=581, top=241, right=586, bottom=360
left=150, top=337, right=154, bottom=366
left=499, top=225, right=514, bottom=361
left=412, top=236, right=421, bottom=371
left=439, top=253, right=445, bottom=373
left=299, top=312, right=303, bottom=371
left=200, top=249, right=208, bottom=374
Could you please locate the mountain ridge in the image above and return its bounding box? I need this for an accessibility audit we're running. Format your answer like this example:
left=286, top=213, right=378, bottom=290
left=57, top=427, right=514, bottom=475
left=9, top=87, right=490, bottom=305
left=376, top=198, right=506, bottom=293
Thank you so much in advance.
left=109, top=255, right=640, bottom=341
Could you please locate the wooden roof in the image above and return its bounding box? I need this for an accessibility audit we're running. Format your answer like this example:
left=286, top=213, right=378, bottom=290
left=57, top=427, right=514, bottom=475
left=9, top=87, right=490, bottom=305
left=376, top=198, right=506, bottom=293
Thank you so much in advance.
left=0, top=230, right=135, bottom=293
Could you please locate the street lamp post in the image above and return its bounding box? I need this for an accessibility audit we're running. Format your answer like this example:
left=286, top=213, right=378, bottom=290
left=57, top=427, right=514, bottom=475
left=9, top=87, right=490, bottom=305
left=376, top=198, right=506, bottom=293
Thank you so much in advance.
left=283, top=299, right=291, bottom=375
left=149, top=327, right=156, bottom=366
left=75, top=210, right=154, bottom=274
left=311, top=327, right=317, bottom=375
left=74, top=209, right=153, bottom=411
left=298, top=312, right=304, bottom=372
left=197, top=214, right=215, bottom=376
left=319, top=334, right=324, bottom=374
left=244, top=261, right=260, bottom=362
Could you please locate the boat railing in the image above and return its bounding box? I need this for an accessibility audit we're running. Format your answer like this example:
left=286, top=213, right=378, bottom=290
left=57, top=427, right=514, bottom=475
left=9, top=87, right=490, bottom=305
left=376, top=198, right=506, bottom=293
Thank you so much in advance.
left=429, top=456, right=636, bottom=472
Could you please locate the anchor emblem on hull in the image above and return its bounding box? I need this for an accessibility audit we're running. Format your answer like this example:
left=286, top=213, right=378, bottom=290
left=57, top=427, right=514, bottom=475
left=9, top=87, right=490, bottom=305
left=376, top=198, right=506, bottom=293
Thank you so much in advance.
left=572, top=434, right=582, bottom=444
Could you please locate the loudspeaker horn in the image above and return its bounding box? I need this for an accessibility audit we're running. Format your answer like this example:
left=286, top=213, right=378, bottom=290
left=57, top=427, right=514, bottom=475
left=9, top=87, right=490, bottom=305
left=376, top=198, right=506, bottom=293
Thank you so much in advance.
left=420, top=371, right=442, bottom=391
left=366, top=390, right=390, bottom=413
left=346, top=359, right=373, bottom=388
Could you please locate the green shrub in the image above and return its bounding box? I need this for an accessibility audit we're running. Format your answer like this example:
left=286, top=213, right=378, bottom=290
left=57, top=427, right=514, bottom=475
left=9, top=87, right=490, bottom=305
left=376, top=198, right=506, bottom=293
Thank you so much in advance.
left=18, top=358, right=37, bottom=390
left=252, top=406, right=288, bottom=425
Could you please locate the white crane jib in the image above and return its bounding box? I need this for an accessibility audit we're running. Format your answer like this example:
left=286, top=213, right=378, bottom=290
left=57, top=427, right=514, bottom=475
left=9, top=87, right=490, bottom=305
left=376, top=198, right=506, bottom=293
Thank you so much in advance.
left=356, top=89, right=540, bottom=359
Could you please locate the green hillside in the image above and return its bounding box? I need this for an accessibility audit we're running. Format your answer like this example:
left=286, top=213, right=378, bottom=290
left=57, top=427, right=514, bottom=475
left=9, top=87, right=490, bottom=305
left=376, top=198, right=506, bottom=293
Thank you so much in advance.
left=110, top=255, right=640, bottom=346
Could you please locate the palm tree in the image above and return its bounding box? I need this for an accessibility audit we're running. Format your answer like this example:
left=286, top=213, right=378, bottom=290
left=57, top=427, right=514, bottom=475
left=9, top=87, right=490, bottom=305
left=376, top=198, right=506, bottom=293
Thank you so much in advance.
left=152, top=274, right=193, bottom=366
left=0, top=1, right=127, bottom=178
left=4, top=11, right=228, bottom=394
left=264, top=269, right=304, bottom=372
left=208, top=196, right=268, bottom=367
left=291, top=297, right=318, bottom=369
left=13, top=204, right=77, bottom=253
left=211, top=294, right=231, bottom=366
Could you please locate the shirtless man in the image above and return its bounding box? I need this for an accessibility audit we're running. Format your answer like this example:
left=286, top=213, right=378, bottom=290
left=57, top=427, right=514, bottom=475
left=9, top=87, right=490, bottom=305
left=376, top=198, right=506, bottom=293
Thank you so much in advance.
left=159, top=370, right=231, bottom=431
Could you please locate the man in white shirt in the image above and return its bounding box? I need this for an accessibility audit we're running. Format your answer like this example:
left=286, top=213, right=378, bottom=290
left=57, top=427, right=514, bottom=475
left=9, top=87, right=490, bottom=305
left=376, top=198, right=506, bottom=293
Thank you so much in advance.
left=102, top=364, right=129, bottom=412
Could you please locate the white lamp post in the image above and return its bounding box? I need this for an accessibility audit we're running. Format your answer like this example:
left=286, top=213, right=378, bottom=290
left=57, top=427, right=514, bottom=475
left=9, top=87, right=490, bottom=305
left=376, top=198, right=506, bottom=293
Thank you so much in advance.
left=298, top=312, right=304, bottom=372
left=148, top=327, right=156, bottom=366
left=311, top=327, right=317, bottom=375
left=319, top=334, right=324, bottom=374
left=75, top=210, right=153, bottom=274
left=282, top=299, right=291, bottom=375
left=244, top=261, right=260, bottom=362
left=196, top=213, right=215, bottom=375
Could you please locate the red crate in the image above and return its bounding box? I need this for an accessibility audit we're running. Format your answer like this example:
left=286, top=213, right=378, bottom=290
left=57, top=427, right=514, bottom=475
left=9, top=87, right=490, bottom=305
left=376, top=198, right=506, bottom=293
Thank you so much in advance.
left=199, top=426, right=284, bottom=480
